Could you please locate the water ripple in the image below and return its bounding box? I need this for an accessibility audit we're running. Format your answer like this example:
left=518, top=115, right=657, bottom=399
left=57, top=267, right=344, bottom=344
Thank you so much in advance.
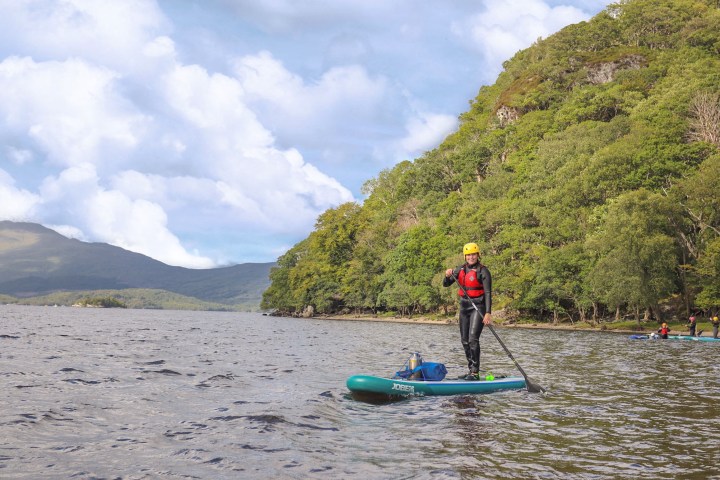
left=1, top=305, right=719, bottom=479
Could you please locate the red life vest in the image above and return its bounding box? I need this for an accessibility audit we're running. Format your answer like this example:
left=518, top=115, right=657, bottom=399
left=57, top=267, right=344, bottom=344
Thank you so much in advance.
left=457, top=265, right=485, bottom=298
left=660, top=326, right=669, bottom=335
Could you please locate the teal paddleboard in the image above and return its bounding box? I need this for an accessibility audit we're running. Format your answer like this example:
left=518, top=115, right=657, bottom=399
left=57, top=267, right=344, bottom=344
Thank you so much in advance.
left=668, top=335, right=720, bottom=342
left=630, top=334, right=720, bottom=342
left=347, top=374, right=526, bottom=402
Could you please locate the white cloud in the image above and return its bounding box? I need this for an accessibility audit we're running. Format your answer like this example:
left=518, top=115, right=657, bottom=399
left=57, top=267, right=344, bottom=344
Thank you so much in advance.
left=5, top=146, right=34, bottom=165
left=46, top=224, right=87, bottom=241
left=155, top=61, right=355, bottom=228
left=143, top=35, right=176, bottom=59
left=0, top=0, right=609, bottom=266
left=37, top=163, right=215, bottom=268
left=0, top=0, right=168, bottom=72
left=399, top=112, right=458, bottom=156
left=0, top=169, right=40, bottom=219
left=231, top=51, right=392, bottom=148
left=213, top=0, right=398, bottom=34
left=0, top=2, right=356, bottom=267
left=0, top=56, right=145, bottom=168
left=452, top=0, right=590, bottom=74
left=85, top=191, right=216, bottom=269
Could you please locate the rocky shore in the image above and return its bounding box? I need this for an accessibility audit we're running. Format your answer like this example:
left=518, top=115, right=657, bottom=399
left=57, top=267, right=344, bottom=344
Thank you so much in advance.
left=311, top=313, right=695, bottom=336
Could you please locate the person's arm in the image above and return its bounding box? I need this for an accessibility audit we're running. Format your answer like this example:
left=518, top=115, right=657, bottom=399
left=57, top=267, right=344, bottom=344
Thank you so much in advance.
left=443, top=266, right=462, bottom=287
left=481, top=266, right=492, bottom=324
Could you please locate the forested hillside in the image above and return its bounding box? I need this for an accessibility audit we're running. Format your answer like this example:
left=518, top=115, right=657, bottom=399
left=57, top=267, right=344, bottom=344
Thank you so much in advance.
left=262, top=0, right=720, bottom=323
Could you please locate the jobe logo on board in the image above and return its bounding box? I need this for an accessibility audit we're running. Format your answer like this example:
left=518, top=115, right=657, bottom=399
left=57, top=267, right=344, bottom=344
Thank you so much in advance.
left=391, top=383, right=414, bottom=394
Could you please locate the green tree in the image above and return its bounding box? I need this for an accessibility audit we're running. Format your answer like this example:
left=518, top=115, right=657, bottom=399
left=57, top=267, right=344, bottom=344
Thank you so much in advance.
left=261, top=241, right=306, bottom=312
left=670, top=153, right=720, bottom=312
left=695, top=237, right=720, bottom=308
left=379, top=225, right=451, bottom=314
left=523, top=242, right=594, bottom=323
left=586, top=190, right=678, bottom=322
left=262, top=0, right=720, bottom=323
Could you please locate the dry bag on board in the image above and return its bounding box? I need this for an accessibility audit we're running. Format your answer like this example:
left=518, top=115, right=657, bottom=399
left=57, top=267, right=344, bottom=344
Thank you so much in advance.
left=394, top=362, right=447, bottom=381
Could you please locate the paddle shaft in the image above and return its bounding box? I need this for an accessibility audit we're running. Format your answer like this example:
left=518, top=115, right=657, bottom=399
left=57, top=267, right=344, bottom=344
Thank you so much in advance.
left=450, top=272, right=545, bottom=393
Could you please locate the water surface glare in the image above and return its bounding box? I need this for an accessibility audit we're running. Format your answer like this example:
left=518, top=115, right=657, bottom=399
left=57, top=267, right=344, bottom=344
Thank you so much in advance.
left=1, top=305, right=719, bottom=479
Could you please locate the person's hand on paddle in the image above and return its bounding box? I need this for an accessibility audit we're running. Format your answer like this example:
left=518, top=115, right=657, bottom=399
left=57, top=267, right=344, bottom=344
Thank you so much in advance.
left=483, top=312, right=492, bottom=325
left=445, top=268, right=454, bottom=278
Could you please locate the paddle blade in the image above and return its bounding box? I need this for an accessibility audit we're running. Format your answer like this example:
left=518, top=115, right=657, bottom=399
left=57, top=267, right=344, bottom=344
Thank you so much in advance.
left=525, top=377, right=546, bottom=394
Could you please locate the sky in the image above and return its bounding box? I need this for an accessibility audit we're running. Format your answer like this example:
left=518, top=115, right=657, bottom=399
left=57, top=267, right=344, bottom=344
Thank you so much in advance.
left=0, top=0, right=611, bottom=268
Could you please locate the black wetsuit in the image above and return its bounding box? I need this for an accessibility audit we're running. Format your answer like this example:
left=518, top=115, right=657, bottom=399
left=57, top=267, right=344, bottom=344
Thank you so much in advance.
left=712, top=319, right=719, bottom=339
left=443, top=263, right=492, bottom=374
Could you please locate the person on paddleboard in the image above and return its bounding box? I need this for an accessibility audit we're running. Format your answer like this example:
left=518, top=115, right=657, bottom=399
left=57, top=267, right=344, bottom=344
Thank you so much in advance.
left=687, top=316, right=697, bottom=336
left=657, top=322, right=670, bottom=339
left=712, top=316, right=719, bottom=339
left=443, top=242, right=492, bottom=381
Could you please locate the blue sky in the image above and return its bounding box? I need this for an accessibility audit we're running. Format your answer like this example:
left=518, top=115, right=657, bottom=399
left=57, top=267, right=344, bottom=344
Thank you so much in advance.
left=0, top=0, right=610, bottom=268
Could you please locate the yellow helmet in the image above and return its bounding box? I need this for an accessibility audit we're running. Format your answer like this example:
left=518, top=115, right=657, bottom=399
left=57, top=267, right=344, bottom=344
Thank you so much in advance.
left=714, top=317, right=718, bottom=321
left=463, top=243, right=480, bottom=255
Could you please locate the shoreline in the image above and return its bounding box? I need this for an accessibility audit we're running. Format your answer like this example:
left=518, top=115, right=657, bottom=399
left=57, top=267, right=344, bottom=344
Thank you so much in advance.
left=308, top=313, right=689, bottom=336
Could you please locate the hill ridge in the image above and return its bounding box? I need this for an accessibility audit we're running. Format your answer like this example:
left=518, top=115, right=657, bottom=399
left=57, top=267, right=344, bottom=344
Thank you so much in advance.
left=0, top=221, right=273, bottom=309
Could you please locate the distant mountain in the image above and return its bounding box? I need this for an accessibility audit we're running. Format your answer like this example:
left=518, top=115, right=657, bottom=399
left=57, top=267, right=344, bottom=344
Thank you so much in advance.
left=0, top=221, right=274, bottom=309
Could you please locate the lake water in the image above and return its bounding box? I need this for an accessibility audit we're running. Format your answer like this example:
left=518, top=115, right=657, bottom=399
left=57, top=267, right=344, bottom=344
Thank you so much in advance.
left=1, top=305, right=719, bottom=479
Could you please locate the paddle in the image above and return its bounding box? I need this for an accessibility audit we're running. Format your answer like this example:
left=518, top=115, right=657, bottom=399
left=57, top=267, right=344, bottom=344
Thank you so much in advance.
left=450, top=272, right=546, bottom=394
